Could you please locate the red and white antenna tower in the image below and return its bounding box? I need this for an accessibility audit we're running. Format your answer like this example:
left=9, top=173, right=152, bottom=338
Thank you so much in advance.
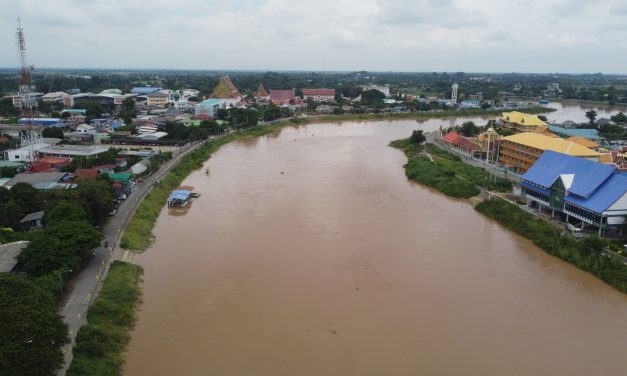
left=15, top=17, right=40, bottom=159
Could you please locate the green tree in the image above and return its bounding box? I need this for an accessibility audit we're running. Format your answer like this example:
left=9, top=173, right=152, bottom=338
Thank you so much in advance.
left=0, top=199, right=24, bottom=229
left=10, top=182, right=43, bottom=215
left=18, top=220, right=103, bottom=276
left=610, top=112, right=627, bottom=124
left=41, top=126, right=64, bottom=139
left=585, top=110, right=597, bottom=126
left=0, top=274, right=69, bottom=376
left=460, top=121, right=480, bottom=137
left=119, top=97, right=136, bottom=124
left=74, top=178, right=114, bottom=225
left=0, top=166, right=16, bottom=178
left=409, top=130, right=426, bottom=145
left=361, top=89, right=385, bottom=106
left=45, top=201, right=88, bottom=225
left=0, top=97, right=20, bottom=117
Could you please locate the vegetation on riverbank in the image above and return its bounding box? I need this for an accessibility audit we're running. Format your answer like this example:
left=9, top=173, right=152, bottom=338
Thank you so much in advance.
left=309, top=107, right=553, bottom=123
left=67, top=261, right=143, bottom=376
left=121, top=121, right=296, bottom=250
left=476, top=198, right=627, bottom=293
left=391, top=140, right=511, bottom=199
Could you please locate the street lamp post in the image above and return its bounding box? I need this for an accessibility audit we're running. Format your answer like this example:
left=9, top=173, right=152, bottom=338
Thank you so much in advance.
left=59, top=269, right=73, bottom=295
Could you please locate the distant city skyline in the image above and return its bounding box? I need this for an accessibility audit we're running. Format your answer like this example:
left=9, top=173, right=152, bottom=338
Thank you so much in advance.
left=1, top=0, right=626, bottom=74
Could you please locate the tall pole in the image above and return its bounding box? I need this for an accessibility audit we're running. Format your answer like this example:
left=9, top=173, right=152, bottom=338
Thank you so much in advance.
left=15, top=17, right=39, bottom=161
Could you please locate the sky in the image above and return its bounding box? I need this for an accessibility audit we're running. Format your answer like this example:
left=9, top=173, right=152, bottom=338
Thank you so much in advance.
left=1, top=0, right=626, bottom=73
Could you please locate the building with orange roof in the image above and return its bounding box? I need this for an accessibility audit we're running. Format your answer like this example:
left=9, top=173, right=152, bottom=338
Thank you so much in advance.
left=499, top=132, right=599, bottom=173
left=500, top=111, right=547, bottom=132
left=566, top=136, right=599, bottom=149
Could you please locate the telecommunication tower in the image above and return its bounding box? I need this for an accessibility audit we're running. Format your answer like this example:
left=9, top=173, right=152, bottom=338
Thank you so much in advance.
left=451, top=83, right=458, bottom=103
left=15, top=17, right=40, bottom=160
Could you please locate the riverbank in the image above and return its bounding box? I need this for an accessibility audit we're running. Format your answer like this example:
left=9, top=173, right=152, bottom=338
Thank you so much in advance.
left=67, top=261, right=143, bottom=375
left=390, top=140, right=511, bottom=199
left=307, top=106, right=553, bottom=124
left=476, top=198, right=627, bottom=293
left=121, top=120, right=302, bottom=250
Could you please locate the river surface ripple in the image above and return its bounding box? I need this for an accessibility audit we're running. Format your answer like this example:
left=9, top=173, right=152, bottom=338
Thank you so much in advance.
left=123, top=118, right=627, bottom=376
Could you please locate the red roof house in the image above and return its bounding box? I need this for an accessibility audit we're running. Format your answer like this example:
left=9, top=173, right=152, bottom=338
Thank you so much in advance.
left=269, top=89, right=297, bottom=105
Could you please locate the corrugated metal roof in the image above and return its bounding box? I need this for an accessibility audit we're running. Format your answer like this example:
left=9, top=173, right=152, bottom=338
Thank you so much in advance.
left=503, top=133, right=599, bottom=157
left=566, top=174, right=627, bottom=214
left=521, top=150, right=616, bottom=198
left=548, top=125, right=602, bottom=140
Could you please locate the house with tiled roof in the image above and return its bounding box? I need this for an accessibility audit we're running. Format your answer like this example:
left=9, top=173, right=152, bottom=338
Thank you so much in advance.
left=210, top=76, right=242, bottom=107
left=303, top=88, right=335, bottom=103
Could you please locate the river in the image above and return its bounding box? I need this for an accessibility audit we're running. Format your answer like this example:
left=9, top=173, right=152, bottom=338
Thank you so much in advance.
left=123, top=113, right=627, bottom=376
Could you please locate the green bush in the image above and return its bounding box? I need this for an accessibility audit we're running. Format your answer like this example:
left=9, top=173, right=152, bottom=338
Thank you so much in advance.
left=392, top=140, right=512, bottom=199
left=476, top=198, right=627, bottom=293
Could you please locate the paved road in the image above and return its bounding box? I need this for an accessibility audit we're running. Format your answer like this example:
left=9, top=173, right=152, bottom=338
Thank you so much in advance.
left=58, top=139, right=207, bottom=374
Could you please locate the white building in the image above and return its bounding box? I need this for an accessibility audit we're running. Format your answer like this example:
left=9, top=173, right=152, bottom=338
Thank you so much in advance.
left=3, top=143, right=49, bottom=162
left=76, top=123, right=96, bottom=134
left=360, top=84, right=390, bottom=97
left=194, top=99, right=227, bottom=118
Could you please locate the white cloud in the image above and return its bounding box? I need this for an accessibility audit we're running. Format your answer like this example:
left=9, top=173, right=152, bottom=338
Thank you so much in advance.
left=0, top=0, right=625, bottom=72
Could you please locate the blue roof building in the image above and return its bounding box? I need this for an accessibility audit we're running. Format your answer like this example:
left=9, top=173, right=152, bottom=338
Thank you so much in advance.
left=521, top=150, right=627, bottom=235
left=18, top=118, right=62, bottom=126
left=548, top=125, right=602, bottom=140
left=130, top=87, right=162, bottom=95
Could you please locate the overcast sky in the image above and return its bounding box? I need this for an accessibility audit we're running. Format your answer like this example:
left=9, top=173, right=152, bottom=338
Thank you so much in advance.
left=1, top=0, right=626, bottom=73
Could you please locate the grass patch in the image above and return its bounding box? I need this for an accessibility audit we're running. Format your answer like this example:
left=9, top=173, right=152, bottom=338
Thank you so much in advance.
left=427, top=144, right=512, bottom=192
left=391, top=140, right=511, bottom=198
left=476, top=198, right=627, bottom=293
left=67, top=261, right=143, bottom=375
left=121, top=123, right=289, bottom=250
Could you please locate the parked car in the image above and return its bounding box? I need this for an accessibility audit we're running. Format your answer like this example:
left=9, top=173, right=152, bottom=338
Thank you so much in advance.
left=108, top=208, right=117, bottom=216
left=120, top=194, right=127, bottom=200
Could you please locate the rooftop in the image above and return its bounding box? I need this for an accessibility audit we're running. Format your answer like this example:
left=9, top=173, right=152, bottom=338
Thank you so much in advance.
left=522, top=150, right=616, bottom=198
left=39, top=145, right=109, bottom=157
left=20, top=211, right=44, bottom=223
left=548, top=125, right=603, bottom=140
left=501, top=111, right=547, bottom=127
left=270, top=89, right=296, bottom=103
left=5, top=172, right=69, bottom=188
left=211, top=76, right=242, bottom=99
left=0, top=241, right=29, bottom=273
left=303, top=88, right=336, bottom=96
left=503, top=132, right=599, bottom=157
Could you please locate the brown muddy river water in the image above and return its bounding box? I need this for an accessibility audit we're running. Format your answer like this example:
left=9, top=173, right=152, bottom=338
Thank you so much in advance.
left=124, top=120, right=627, bottom=376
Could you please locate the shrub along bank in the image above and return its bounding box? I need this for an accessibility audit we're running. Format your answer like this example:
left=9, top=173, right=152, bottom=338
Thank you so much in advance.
left=476, top=198, right=627, bottom=293
left=391, top=140, right=511, bottom=199
left=67, top=261, right=143, bottom=376
left=121, top=121, right=297, bottom=250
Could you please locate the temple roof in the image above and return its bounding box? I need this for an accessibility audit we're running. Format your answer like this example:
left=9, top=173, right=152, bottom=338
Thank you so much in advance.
left=211, top=76, right=242, bottom=99
left=254, top=83, right=269, bottom=98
